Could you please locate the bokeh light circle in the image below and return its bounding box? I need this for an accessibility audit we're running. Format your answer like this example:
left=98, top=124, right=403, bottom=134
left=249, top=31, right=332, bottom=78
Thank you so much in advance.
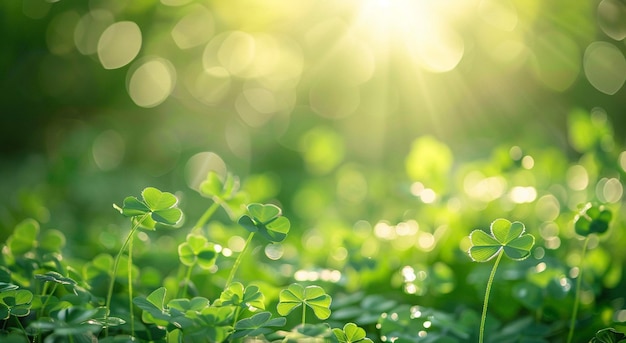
left=127, top=58, right=176, bottom=108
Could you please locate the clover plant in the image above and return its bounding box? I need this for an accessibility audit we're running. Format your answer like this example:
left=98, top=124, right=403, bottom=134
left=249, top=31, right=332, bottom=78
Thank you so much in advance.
left=228, top=203, right=290, bottom=285
left=589, top=328, right=626, bottom=343
left=467, top=218, right=535, bottom=343
left=109, top=187, right=182, bottom=337
left=195, top=171, right=247, bottom=230
left=567, top=203, right=613, bottom=343
left=176, top=234, right=217, bottom=298
left=277, top=283, right=332, bottom=327
left=332, top=322, right=373, bottom=343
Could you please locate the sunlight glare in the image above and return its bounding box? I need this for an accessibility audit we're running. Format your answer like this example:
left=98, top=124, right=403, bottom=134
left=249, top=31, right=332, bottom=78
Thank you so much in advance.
left=356, top=0, right=465, bottom=73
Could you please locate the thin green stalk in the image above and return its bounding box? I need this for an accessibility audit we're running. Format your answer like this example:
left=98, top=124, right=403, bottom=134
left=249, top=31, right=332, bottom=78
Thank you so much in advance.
left=128, top=232, right=136, bottom=337
left=232, top=306, right=241, bottom=327
left=12, top=315, right=27, bottom=339
left=104, top=213, right=149, bottom=337
left=479, top=249, right=503, bottom=343
left=225, top=232, right=254, bottom=287
left=178, top=264, right=194, bottom=298
left=567, top=236, right=590, bottom=343
left=193, top=201, right=221, bottom=232
left=302, top=303, right=306, bottom=327
left=38, top=282, right=57, bottom=318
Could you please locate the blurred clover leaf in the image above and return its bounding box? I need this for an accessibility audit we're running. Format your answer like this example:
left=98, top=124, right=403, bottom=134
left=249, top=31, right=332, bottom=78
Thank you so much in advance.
left=332, top=323, right=373, bottom=343
left=574, top=203, right=612, bottom=237
left=113, top=187, right=183, bottom=230
left=468, top=218, right=535, bottom=262
left=232, top=311, right=286, bottom=339
left=0, top=289, right=33, bottom=319
left=178, top=234, right=217, bottom=269
left=277, top=283, right=332, bottom=324
left=199, top=171, right=248, bottom=219
left=590, top=328, right=626, bottom=343
left=238, top=203, right=290, bottom=242
left=186, top=306, right=234, bottom=342
left=29, top=307, right=102, bottom=341
left=218, top=282, right=265, bottom=311
left=7, top=219, right=39, bottom=255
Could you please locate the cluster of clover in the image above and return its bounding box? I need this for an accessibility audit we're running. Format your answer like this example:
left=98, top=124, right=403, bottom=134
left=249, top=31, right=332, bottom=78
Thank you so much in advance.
left=0, top=169, right=621, bottom=343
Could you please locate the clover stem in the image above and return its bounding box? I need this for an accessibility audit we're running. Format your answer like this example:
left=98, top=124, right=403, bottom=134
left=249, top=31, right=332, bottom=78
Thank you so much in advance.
left=193, top=201, right=221, bottom=233
left=232, top=306, right=241, bottom=327
left=567, top=236, right=590, bottom=343
left=127, top=231, right=136, bottom=337
left=225, top=232, right=254, bottom=287
left=13, top=315, right=26, bottom=338
left=104, top=213, right=149, bottom=337
left=479, top=249, right=503, bottom=343
left=38, top=282, right=57, bottom=318
left=302, top=303, right=307, bottom=327
left=179, top=264, right=194, bottom=298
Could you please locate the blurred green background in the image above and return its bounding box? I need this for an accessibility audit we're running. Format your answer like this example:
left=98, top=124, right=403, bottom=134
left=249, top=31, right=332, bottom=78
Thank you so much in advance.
left=1, top=1, right=626, bottom=337
left=0, top=0, right=626, bottom=337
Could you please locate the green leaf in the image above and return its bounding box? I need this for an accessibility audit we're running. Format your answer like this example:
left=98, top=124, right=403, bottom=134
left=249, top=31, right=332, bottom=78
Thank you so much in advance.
left=238, top=203, right=291, bottom=243
left=115, top=187, right=183, bottom=228
left=0, top=303, right=9, bottom=320
left=220, top=282, right=265, bottom=311
left=151, top=207, right=183, bottom=226
left=248, top=203, right=281, bottom=223
left=589, top=328, right=626, bottom=343
left=277, top=283, right=332, bottom=320
left=142, top=187, right=178, bottom=210
left=39, top=229, right=66, bottom=252
left=119, top=196, right=150, bottom=217
left=133, top=287, right=170, bottom=324
left=468, top=219, right=535, bottom=262
left=199, top=171, right=224, bottom=198
left=0, top=289, right=33, bottom=317
left=574, top=203, right=612, bottom=237
left=35, top=271, right=78, bottom=286
left=232, top=311, right=286, bottom=339
left=8, top=219, right=40, bottom=255
left=168, top=297, right=210, bottom=315
left=177, top=234, right=217, bottom=269
left=333, top=322, right=372, bottom=343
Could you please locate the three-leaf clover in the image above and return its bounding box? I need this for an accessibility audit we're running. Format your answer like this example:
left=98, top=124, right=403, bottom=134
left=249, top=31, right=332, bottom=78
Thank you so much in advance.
left=574, top=202, right=612, bottom=237
left=218, top=282, right=265, bottom=311
left=0, top=289, right=33, bottom=319
left=277, top=283, right=332, bottom=325
left=113, top=187, right=183, bottom=230
left=198, top=171, right=248, bottom=219
left=238, top=203, right=290, bottom=242
left=467, top=218, right=535, bottom=343
left=468, top=218, right=535, bottom=262
left=178, top=234, right=217, bottom=269
left=332, top=323, right=373, bottom=343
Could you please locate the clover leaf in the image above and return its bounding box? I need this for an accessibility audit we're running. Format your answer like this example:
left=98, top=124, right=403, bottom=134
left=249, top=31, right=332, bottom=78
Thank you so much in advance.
left=277, top=283, right=332, bottom=323
left=133, top=286, right=171, bottom=325
left=238, top=203, right=290, bottom=242
left=7, top=219, right=39, bottom=255
left=332, top=323, right=373, bottom=343
left=177, top=234, right=217, bottom=269
left=590, top=328, right=626, bottom=343
left=218, top=282, right=265, bottom=310
left=113, top=187, right=183, bottom=230
left=468, top=218, right=535, bottom=262
left=0, top=289, right=33, bottom=319
left=574, top=202, right=612, bottom=237
left=232, top=311, right=286, bottom=339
